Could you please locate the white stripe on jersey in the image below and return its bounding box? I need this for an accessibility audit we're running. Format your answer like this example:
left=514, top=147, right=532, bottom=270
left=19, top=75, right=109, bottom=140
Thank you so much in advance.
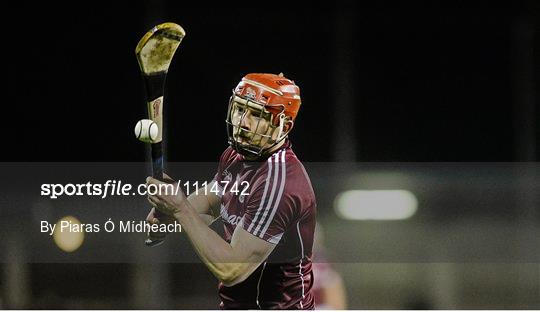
left=247, top=155, right=274, bottom=233
left=259, top=149, right=287, bottom=238
left=253, top=150, right=285, bottom=236
left=296, top=221, right=306, bottom=308
left=267, top=232, right=284, bottom=244
left=255, top=261, right=267, bottom=309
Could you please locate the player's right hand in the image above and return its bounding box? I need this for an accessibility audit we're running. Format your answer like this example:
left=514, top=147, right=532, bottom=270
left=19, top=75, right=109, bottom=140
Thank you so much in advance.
left=146, top=206, right=177, bottom=225
left=161, top=172, right=176, bottom=184
left=146, top=172, right=178, bottom=225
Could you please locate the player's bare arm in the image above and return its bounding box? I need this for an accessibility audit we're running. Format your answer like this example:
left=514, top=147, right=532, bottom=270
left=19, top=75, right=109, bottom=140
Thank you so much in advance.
left=146, top=176, right=275, bottom=286
left=184, top=180, right=221, bottom=224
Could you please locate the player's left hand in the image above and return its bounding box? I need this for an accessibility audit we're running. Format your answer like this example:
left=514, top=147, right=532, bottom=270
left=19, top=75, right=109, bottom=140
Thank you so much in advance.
left=146, top=176, right=188, bottom=218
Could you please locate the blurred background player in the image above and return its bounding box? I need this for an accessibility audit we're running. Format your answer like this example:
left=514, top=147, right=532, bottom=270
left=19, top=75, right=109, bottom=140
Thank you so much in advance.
left=146, top=73, right=318, bottom=309
left=312, top=223, right=348, bottom=309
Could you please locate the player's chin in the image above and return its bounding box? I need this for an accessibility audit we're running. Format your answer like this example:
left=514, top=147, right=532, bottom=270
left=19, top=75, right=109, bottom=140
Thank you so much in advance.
left=233, top=135, right=250, bottom=144
left=232, top=139, right=259, bottom=152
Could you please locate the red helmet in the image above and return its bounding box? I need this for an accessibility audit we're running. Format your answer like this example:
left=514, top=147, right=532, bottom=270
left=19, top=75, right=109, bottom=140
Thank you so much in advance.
left=226, top=73, right=302, bottom=157
left=233, top=73, right=301, bottom=123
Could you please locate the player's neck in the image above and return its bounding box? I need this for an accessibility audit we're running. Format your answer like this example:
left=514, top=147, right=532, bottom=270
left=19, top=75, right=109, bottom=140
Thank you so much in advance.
left=244, top=139, right=286, bottom=161
left=268, top=139, right=286, bottom=154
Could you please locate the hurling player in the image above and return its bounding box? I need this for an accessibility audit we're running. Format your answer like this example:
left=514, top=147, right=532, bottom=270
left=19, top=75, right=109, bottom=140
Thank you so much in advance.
left=146, top=73, right=317, bottom=309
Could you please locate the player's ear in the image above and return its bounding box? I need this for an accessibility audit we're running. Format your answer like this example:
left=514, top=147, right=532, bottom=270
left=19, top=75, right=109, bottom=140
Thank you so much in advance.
left=284, top=119, right=294, bottom=134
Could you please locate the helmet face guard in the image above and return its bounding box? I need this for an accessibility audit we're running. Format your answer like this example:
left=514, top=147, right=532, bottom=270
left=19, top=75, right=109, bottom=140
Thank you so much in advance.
left=226, top=93, right=291, bottom=157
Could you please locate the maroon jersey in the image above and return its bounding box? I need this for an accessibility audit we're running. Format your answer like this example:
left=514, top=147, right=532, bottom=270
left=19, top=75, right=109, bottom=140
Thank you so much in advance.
left=213, top=141, right=317, bottom=309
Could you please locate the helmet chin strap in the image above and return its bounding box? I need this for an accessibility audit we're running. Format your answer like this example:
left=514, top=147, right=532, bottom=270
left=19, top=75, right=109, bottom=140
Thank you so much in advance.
left=254, top=118, right=294, bottom=158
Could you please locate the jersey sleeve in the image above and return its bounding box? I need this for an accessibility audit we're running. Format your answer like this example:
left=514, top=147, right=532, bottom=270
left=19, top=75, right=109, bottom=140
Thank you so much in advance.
left=213, top=147, right=233, bottom=181
left=212, top=147, right=235, bottom=196
left=240, top=156, right=295, bottom=244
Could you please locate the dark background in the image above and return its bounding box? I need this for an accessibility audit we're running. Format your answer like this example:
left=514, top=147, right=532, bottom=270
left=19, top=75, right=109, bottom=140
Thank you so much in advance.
left=3, top=1, right=538, bottom=162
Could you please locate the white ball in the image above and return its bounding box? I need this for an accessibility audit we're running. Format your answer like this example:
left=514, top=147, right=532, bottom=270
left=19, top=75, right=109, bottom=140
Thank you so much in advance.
left=134, top=119, right=159, bottom=143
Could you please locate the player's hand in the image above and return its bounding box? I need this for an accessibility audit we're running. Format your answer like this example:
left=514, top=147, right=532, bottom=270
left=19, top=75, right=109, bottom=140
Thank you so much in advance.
left=145, top=173, right=178, bottom=229
left=161, top=172, right=176, bottom=184
left=146, top=175, right=188, bottom=218
left=146, top=207, right=176, bottom=225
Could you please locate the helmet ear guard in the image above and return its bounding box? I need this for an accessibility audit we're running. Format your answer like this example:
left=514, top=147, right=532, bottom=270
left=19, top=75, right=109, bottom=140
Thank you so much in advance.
left=273, top=111, right=294, bottom=144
